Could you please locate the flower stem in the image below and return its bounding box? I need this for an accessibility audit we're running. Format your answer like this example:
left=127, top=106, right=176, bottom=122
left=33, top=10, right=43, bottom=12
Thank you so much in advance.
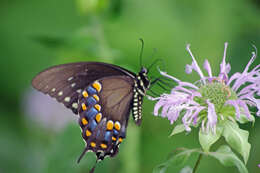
left=192, top=153, right=203, bottom=173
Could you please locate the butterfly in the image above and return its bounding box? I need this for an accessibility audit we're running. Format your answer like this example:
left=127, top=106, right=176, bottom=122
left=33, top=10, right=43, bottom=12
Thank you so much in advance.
left=30, top=38, right=173, bottom=173
left=31, top=59, right=152, bottom=168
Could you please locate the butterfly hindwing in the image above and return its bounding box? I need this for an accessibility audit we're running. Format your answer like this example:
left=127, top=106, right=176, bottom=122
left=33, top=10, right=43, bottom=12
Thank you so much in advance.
left=31, top=62, right=135, bottom=114
left=78, top=75, right=134, bottom=160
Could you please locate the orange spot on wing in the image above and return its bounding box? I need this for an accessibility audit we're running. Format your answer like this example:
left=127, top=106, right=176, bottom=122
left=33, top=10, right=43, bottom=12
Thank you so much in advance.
left=92, top=81, right=102, bottom=92
left=95, top=113, right=102, bottom=123
left=94, top=104, right=101, bottom=111
left=90, top=142, right=96, bottom=148
left=114, top=121, right=121, bottom=131
left=86, top=130, right=92, bottom=137
left=81, top=103, right=87, bottom=111
left=93, top=94, right=99, bottom=102
left=81, top=118, right=88, bottom=125
left=82, top=91, right=88, bottom=98
left=118, top=137, right=123, bottom=143
left=107, top=120, right=114, bottom=130
left=100, top=143, right=107, bottom=149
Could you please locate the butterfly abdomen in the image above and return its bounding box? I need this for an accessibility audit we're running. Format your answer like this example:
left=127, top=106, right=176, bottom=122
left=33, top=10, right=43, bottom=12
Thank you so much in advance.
left=131, top=71, right=150, bottom=125
left=132, top=84, right=144, bottom=125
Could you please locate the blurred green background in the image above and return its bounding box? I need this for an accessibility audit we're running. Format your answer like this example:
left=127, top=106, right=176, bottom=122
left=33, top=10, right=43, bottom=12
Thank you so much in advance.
left=0, top=0, right=260, bottom=173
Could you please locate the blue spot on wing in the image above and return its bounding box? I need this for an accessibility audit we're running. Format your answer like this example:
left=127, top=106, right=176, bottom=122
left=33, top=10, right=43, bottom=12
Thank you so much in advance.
left=89, top=119, right=98, bottom=131
left=104, top=131, right=112, bottom=142
left=87, top=86, right=97, bottom=95
left=86, top=97, right=97, bottom=106
left=84, top=107, right=98, bottom=120
left=113, top=129, right=119, bottom=136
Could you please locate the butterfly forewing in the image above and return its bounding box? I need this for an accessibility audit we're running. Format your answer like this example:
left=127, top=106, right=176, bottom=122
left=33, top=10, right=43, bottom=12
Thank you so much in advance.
left=78, top=76, right=134, bottom=160
left=32, top=62, right=135, bottom=114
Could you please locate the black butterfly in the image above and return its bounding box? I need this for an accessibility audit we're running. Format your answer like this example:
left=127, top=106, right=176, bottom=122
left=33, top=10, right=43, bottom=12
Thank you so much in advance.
left=31, top=61, right=151, bottom=168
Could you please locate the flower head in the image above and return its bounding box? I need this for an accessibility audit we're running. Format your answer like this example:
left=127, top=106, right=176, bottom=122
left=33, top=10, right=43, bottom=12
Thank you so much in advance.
left=151, top=43, right=260, bottom=133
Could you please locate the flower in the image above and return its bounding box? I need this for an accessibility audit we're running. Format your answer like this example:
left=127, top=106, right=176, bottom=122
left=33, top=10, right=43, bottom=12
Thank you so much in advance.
left=151, top=43, right=260, bottom=133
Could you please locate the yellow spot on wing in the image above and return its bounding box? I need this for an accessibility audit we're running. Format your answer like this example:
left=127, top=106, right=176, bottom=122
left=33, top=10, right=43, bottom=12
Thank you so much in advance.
left=82, top=91, right=88, bottom=98
left=86, top=130, right=92, bottom=137
left=95, top=113, right=102, bottom=123
left=114, top=121, right=121, bottom=131
left=100, top=143, right=107, bottom=149
left=92, top=81, right=102, bottom=92
left=107, top=120, right=114, bottom=130
left=81, top=103, right=87, bottom=111
left=93, top=94, right=99, bottom=101
left=94, top=104, right=101, bottom=111
left=118, top=137, right=123, bottom=143
left=112, top=136, right=117, bottom=141
left=81, top=118, right=88, bottom=125
left=90, top=142, right=96, bottom=148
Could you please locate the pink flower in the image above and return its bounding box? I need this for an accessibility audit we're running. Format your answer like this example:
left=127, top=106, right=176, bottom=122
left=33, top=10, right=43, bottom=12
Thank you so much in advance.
left=150, top=43, right=260, bottom=133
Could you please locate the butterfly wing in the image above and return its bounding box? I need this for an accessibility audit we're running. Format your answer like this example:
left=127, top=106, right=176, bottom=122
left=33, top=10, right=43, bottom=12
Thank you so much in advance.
left=77, top=75, right=135, bottom=161
left=31, top=62, right=135, bottom=114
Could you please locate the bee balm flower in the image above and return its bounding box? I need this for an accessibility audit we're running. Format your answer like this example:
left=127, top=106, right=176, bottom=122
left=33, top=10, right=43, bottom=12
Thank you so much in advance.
left=152, top=43, right=260, bottom=133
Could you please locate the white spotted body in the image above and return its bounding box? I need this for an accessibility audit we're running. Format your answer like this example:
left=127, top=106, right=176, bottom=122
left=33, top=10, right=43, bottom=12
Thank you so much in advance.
left=131, top=67, right=150, bottom=125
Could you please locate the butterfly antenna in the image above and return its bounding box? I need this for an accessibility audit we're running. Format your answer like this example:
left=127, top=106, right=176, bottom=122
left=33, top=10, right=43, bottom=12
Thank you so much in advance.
left=77, top=146, right=88, bottom=163
left=139, top=38, right=144, bottom=68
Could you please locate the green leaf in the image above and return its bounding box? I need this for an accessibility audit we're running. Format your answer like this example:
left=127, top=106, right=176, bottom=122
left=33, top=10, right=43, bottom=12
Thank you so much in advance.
left=153, top=148, right=198, bottom=173
left=222, top=121, right=251, bottom=163
left=209, top=145, right=248, bottom=173
left=169, top=124, right=186, bottom=137
left=199, top=126, right=223, bottom=152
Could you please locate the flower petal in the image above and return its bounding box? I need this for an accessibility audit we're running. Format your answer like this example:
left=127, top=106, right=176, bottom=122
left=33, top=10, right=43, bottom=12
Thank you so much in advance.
left=159, top=70, right=198, bottom=89
left=242, top=52, right=256, bottom=74
left=219, top=42, right=230, bottom=81
left=225, top=100, right=241, bottom=119
left=167, top=107, right=181, bottom=124
left=192, top=106, right=205, bottom=125
left=244, top=97, right=260, bottom=117
left=206, top=100, right=218, bottom=133
left=182, top=109, right=192, bottom=131
left=154, top=101, right=162, bottom=116
left=226, top=63, right=231, bottom=74
left=231, top=51, right=257, bottom=91
left=185, top=64, right=193, bottom=74
left=186, top=44, right=205, bottom=83
left=203, top=59, right=212, bottom=77
left=220, top=42, right=228, bottom=74
left=237, top=100, right=252, bottom=120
